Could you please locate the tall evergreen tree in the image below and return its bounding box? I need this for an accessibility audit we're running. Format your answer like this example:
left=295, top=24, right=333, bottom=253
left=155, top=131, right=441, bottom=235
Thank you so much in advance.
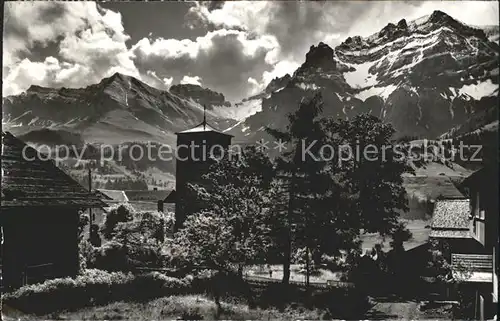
left=267, top=93, right=336, bottom=286
left=267, top=94, right=412, bottom=285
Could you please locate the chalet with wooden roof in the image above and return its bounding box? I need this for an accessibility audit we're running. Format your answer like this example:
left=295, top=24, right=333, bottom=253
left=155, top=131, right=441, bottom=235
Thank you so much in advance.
left=452, top=165, right=498, bottom=321
left=0, top=131, right=106, bottom=290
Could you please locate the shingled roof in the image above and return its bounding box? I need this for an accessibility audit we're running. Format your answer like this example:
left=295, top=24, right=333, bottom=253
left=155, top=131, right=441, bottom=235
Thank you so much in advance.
left=176, top=118, right=233, bottom=137
left=429, top=199, right=471, bottom=239
left=1, top=132, right=106, bottom=208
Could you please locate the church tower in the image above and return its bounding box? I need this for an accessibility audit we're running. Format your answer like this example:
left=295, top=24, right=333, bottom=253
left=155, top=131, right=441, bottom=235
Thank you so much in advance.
left=174, top=106, right=233, bottom=231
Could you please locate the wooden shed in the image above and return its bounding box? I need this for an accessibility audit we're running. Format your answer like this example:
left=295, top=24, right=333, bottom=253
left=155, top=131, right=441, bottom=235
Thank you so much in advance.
left=0, top=132, right=106, bottom=290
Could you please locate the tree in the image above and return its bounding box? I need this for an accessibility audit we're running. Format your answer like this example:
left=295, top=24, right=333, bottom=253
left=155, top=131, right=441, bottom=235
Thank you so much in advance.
left=267, top=93, right=338, bottom=286
left=101, top=204, right=135, bottom=240
left=426, top=239, right=475, bottom=318
left=267, top=96, right=413, bottom=286
left=92, top=205, right=174, bottom=272
left=77, top=211, right=90, bottom=273
left=321, top=114, right=412, bottom=238
left=169, top=147, right=274, bottom=312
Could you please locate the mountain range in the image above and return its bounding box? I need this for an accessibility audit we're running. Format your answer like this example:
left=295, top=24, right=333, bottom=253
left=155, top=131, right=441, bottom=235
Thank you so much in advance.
left=3, top=10, right=499, bottom=148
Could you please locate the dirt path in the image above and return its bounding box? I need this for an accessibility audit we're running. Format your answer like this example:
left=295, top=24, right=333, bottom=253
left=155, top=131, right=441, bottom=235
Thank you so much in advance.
left=365, top=298, right=420, bottom=320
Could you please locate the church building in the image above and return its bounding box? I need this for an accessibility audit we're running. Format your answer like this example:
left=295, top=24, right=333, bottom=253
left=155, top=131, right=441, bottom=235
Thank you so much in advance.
left=173, top=107, right=233, bottom=231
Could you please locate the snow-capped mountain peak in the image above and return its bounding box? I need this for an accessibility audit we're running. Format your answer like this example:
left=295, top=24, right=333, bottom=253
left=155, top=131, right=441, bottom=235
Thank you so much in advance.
left=225, top=10, right=498, bottom=142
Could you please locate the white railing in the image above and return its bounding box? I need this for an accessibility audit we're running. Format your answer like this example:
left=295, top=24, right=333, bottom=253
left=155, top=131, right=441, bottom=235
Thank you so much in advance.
left=22, top=263, right=54, bottom=286
left=451, top=254, right=493, bottom=272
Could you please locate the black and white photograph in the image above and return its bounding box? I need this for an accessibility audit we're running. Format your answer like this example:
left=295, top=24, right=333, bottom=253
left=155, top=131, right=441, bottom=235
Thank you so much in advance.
left=1, top=0, right=498, bottom=320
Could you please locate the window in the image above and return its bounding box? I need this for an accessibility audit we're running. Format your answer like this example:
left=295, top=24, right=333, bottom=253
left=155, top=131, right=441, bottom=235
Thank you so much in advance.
left=475, top=191, right=481, bottom=218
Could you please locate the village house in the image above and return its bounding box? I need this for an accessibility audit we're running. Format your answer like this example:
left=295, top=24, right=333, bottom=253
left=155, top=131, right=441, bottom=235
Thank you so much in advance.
left=454, top=165, right=498, bottom=321
left=0, top=132, right=106, bottom=290
left=428, top=165, right=497, bottom=321
left=90, top=189, right=175, bottom=225
left=429, top=198, right=485, bottom=254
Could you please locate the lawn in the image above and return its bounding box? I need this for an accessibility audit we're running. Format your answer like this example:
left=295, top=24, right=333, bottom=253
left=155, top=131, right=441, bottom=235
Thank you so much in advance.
left=245, top=264, right=343, bottom=284
left=243, top=219, right=431, bottom=284
left=4, top=295, right=455, bottom=320
left=5, top=295, right=329, bottom=320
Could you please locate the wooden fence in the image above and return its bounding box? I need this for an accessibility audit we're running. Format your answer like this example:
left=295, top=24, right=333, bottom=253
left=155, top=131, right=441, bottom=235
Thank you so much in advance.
left=244, top=275, right=354, bottom=289
left=134, top=266, right=355, bottom=289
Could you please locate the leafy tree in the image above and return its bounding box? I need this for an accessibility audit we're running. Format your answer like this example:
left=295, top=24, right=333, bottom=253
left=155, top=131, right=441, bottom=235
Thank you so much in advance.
left=101, top=204, right=135, bottom=240
left=91, top=205, right=174, bottom=272
left=321, top=114, right=412, bottom=237
left=172, top=147, right=274, bottom=272
left=169, top=147, right=274, bottom=311
left=77, top=211, right=90, bottom=273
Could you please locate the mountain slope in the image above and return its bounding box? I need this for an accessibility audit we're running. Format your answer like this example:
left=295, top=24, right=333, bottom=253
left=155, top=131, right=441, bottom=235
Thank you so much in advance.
left=169, top=84, right=231, bottom=110
left=227, top=10, right=499, bottom=143
left=2, top=73, right=236, bottom=145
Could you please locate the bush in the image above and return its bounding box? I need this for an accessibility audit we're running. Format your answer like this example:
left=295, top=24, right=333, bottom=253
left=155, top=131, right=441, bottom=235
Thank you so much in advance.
left=101, top=204, right=135, bottom=240
left=317, top=286, right=372, bottom=319
left=86, top=207, right=173, bottom=272
left=3, top=269, right=194, bottom=315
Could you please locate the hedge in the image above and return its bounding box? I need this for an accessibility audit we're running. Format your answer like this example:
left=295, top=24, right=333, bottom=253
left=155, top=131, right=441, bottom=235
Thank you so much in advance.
left=3, top=269, right=194, bottom=314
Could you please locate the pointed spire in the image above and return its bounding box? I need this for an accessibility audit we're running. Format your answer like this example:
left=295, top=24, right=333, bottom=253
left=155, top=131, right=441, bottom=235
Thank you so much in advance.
left=203, top=104, right=206, bottom=130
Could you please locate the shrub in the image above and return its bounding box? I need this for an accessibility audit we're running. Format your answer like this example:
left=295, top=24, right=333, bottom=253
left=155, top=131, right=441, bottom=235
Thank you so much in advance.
left=78, top=239, right=97, bottom=271
left=101, top=204, right=135, bottom=240
left=318, top=286, right=372, bottom=319
left=3, top=269, right=194, bottom=315
left=93, top=240, right=130, bottom=272
left=89, top=208, right=172, bottom=272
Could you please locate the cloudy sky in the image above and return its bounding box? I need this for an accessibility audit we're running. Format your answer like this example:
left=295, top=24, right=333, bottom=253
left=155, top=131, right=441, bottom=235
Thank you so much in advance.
left=3, top=1, right=499, bottom=101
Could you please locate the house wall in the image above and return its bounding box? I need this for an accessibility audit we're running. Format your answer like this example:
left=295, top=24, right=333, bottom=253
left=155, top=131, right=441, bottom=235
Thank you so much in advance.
left=461, top=168, right=498, bottom=320
left=436, top=237, right=488, bottom=258
left=0, top=207, right=79, bottom=290
left=468, top=178, right=499, bottom=248
left=493, top=243, right=498, bottom=303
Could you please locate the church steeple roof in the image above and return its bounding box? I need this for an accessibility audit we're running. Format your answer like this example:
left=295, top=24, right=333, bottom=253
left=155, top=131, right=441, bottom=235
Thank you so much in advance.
left=176, top=105, right=233, bottom=136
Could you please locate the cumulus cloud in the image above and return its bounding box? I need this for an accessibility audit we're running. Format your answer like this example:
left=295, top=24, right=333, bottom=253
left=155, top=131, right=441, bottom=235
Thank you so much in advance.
left=187, top=1, right=499, bottom=52
left=247, top=77, right=263, bottom=95
left=184, top=2, right=368, bottom=61
left=184, top=1, right=499, bottom=98
left=180, top=75, right=203, bottom=86
left=3, top=1, right=498, bottom=101
left=130, top=28, right=279, bottom=101
left=2, top=2, right=139, bottom=96
left=145, top=70, right=173, bottom=90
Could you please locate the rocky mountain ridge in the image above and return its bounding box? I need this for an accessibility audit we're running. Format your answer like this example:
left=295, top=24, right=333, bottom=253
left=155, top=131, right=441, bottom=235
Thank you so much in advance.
left=226, top=10, right=499, bottom=142
left=2, top=73, right=236, bottom=145
left=169, top=84, right=231, bottom=110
